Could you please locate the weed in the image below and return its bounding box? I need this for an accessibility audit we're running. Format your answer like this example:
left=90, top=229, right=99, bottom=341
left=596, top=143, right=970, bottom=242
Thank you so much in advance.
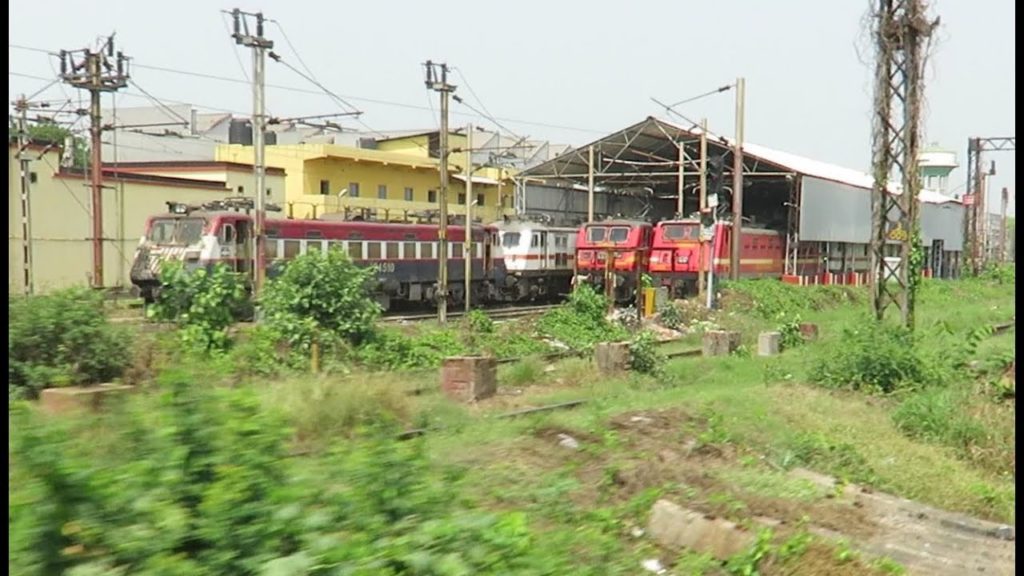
left=810, top=319, right=936, bottom=393
left=657, top=301, right=685, bottom=331
left=724, top=527, right=773, bottom=575
left=780, top=432, right=878, bottom=485
left=504, top=357, right=546, bottom=388
left=833, top=539, right=858, bottom=564
left=536, top=285, right=628, bottom=353
left=675, top=550, right=720, bottom=575
left=261, top=375, right=411, bottom=445
left=629, top=330, right=666, bottom=375
left=873, top=556, right=907, bottom=575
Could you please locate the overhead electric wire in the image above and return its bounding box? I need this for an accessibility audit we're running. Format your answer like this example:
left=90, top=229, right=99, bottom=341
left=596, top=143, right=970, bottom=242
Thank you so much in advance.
left=10, top=43, right=606, bottom=136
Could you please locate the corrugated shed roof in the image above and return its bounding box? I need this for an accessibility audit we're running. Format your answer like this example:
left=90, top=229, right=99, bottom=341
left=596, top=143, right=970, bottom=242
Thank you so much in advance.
left=656, top=117, right=958, bottom=205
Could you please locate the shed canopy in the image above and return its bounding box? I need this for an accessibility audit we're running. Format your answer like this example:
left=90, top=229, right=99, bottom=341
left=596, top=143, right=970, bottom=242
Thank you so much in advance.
left=520, top=116, right=958, bottom=205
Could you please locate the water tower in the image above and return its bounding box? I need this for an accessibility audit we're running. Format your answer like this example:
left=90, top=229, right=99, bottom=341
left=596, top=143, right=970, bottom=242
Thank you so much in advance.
left=918, top=144, right=959, bottom=197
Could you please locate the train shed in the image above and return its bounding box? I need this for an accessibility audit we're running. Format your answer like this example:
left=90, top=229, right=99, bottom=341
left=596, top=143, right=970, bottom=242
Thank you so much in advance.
left=516, top=116, right=965, bottom=280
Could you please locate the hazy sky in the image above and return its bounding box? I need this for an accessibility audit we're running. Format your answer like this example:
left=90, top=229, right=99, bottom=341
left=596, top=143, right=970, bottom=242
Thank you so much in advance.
left=9, top=0, right=1016, bottom=215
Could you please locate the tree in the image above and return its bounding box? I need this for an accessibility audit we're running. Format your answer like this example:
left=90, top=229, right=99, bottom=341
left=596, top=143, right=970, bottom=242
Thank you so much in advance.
left=10, top=120, right=89, bottom=168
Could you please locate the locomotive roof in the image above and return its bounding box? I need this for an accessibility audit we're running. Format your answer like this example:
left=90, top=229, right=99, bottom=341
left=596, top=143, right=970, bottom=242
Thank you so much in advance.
left=583, top=219, right=650, bottom=227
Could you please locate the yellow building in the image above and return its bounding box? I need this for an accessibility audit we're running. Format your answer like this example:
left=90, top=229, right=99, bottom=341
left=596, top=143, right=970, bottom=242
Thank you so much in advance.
left=7, top=145, right=287, bottom=294
left=216, top=132, right=516, bottom=222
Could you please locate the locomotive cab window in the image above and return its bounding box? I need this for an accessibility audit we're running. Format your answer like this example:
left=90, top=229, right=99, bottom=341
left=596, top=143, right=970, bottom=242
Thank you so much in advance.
left=347, top=242, right=363, bottom=260
left=663, top=224, right=698, bottom=241
left=609, top=227, right=629, bottom=244
left=501, top=232, right=521, bottom=247
left=586, top=226, right=607, bottom=243
left=386, top=242, right=399, bottom=259
left=367, top=242, right=382, bottom=259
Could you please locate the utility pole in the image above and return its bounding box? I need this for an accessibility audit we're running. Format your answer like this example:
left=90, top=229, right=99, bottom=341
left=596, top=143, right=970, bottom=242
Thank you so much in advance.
left=424, top=61, right=456, bottom=324
left=730, top=77, right=746, bottom=281
left=464, top=123, right=473, bottom=313
left=964, top=136, right=1015, bottom=273
left=868, top=0, right=937, bottom=329
left=230, top=9, right=274, bottom=300
left=59, top=35, right=129, bottom=290
left=13, top=96, right=35, bottom=295
left=698, top=119, right=708, bottom=299
left=1000, top=186, right=1009, bottom=263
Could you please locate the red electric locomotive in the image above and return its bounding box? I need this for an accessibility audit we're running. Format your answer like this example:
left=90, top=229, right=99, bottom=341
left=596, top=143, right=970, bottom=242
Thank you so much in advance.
left=572, top=219, right=652, bottom=302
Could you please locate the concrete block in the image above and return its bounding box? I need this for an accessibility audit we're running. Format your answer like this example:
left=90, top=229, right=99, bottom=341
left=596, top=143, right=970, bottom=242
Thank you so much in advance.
left=799, top=323, right=819, bottom=341
left=702, top=330, right=741, bottom=357
left=440, top=356, right=497, bottom=402
left=757, top=331, right=781, bottom=357
left=647, top=499, right=756, bottom=560
left=39, top=384, right=135, bottom=415
left=595, top=342, right=631, bottom=374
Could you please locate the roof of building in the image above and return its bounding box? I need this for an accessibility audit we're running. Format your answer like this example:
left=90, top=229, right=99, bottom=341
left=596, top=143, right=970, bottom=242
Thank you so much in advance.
left=520, top=116, right=959, bottom=205
left=55, top=167, right=230, bottom=190
left=103, top=160, right=286, bottom=176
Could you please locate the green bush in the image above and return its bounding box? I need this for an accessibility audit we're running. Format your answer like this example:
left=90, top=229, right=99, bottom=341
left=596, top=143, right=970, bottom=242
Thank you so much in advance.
left=355, top=328, right=467, bottom=370
left=628, top=330, right=665, bottom=375
left=656, top=302, right=685, bottom=331
left=148, top=263, right=249, bottom=353
left=8, top=369, right=542, bottom=575
left=536, top=285, right=628, bottom=354
left=810, top=320, right=936, bottom=393
left=892, top=387, right=986, bottom=449
left=261, top=247, right=381, bottom=352
left=8, top=288, right=129, bottom=398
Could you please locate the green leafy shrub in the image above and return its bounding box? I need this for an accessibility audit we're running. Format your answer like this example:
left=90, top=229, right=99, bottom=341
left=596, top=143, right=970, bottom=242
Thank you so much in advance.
left=628, top=330, right=665, bottom=375
left=777, top=314, right=804, bottom=351
left=503, top=357, right=546, bottom=387
left=9, top=369, right=542, bottom=575
left=810, top=320, right=936, bottom=393
left=8, top=288, right=129, bottom=397
left=656, top=301, right=685, bottom=331
left=536, top=285, right=628, bottom=353
left=261, top=248, right=381, bottom=352
left=356, top=328, right=467, bottom=370
left=148, top=262, right=249, bottom=353
left=975, top=263, right=1015, bottom=284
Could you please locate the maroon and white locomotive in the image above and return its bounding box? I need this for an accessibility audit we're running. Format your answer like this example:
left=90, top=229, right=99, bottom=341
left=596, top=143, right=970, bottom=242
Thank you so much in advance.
left=130, top=198, right=505, bottom=311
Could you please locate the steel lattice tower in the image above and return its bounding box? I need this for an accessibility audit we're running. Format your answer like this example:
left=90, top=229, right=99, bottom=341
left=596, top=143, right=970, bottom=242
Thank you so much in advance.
left=869, top=0, right=938, bottom=329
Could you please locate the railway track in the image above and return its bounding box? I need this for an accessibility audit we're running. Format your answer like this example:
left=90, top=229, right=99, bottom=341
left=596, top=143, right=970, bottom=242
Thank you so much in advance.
left=381, top=304, right=560, bottom=324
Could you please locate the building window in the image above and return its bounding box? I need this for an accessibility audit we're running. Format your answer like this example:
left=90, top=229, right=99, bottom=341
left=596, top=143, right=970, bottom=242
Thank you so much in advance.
left=320, top=180, right=330, bottom=195
left=29, top=172, right=37, bottom=184
left=378, top=184, right=388, bottom=200
left=349, top=182, right=360, bottom=198
left=237, top=185, right=245, bottom=194
left=404, top=187, right=414, bottom=202
left=476, top=193, right=484, bottom=206
left=266, top=187, right=272, bottom=197
left=458, top=193, right=466, bottom=205
left=428, top=190, right=437, bottom=203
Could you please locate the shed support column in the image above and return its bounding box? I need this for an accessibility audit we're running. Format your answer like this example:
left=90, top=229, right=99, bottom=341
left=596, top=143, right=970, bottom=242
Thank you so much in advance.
left=587, top=145, right=595, bottom=223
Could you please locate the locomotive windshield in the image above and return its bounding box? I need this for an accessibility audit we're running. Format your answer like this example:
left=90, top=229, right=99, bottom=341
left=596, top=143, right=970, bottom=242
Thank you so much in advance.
left=585, top=225, right=630, bottom=244
left=147, top=217, right=206, bottom=245
left=662, top=224, right=699, bottom=241
left=501, top=232, right=522, bottom=247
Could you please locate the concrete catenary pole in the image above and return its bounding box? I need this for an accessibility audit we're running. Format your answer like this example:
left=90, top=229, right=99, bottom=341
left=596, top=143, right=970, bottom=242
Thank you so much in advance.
left=424, top=61, right=456, bottom=323
left=730, top=77, right=746, bottom=281
left=698, top=119, right=708, bottom=298
left=464, top=123, right=473, bottom=312
left=230, top=8, right=274, bottom=300
left=15, top=96, right=34, bottom=295
left=59, top=36, right=129, bottom=290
